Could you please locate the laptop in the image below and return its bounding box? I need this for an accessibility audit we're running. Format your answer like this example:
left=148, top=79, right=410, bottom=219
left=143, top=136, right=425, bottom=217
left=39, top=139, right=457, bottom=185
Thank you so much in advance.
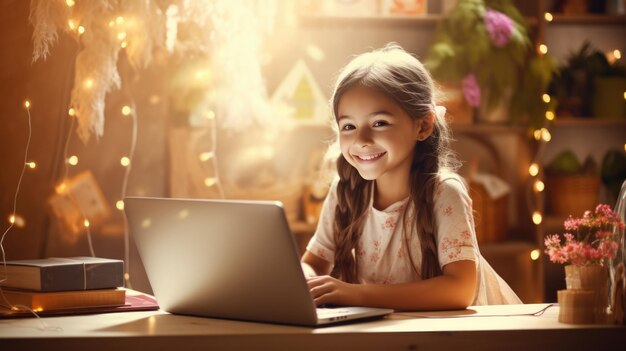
left=124, top=196, right=393, bottom=326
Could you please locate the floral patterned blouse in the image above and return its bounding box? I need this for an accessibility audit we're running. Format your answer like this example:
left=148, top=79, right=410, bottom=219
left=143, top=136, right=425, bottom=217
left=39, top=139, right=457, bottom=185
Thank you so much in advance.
left=306, top=173, right=522, bottom=305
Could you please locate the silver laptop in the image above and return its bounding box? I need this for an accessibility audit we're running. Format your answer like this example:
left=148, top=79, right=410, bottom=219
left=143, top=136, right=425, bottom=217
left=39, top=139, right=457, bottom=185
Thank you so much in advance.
left=124, top=196, right=393, bottom=326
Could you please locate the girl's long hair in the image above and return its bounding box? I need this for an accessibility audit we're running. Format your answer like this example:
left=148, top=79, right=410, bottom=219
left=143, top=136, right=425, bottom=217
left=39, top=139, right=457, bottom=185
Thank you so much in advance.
left=329, top=44, right=459, bottom=283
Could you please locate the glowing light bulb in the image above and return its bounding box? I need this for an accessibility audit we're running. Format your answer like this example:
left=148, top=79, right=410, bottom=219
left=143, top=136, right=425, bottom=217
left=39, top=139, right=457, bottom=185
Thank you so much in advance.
left=116, top=200, right=124, bottom=210
left=534, top=180, right=545, bottom=192
left=68, top=19, right=77, bottom=30
left=545, top=111, right=555, bottom=121
left=121, top=41, right=128, bottom=48
left=529, top=163, right=539, bottom=177
left=121, top=105, right=131, bottom=116
left=205, top=110, right=215, bottom=120
left=124, top=273, right=130, bottom=281
left=116, top=16, right=125, bottom=25
left=117, top=32, right=127, bottom=41
left=84, top=219, right=90, bottom=228
left=108, top=20, right=115, bottom=27
left=199, top=152, right=214, bottom=162
left=542, top=94, right=551, bottom=103
left=8, top=214, right=15, bottom=224
left=24, top=100, right=30, bottom=109
left=532, top=212, right=543, bottom=225
left=623, top=91, right=626, bottom=100
left=8, top=214, right=26, bottom=229
left=530, top=249, right=540, bottom=261
left=615, top=50, right=622, bottom=60
left=68, top=107, right=76, bottom=117
left=544, top=12, right=553, bottom=22
left=83, top=78, right=94, bottom=90
left=66, top=0, right=75, bottom=7
left=204, top=177, right=217, bottom=187
left=56, top=182, right=67, bottom=194
left=541, top=128, right=552, bottom=142
left=26, top=161, right=37, bottom=169
left=68, top=155, right=79, bottom=166
left=120, top=157, right=130, bottom=167
left=533, top=129, right=542, bottom=141
left=539, top=44, right=548, bottom=55
left=77, top=25, right=85, bottom=34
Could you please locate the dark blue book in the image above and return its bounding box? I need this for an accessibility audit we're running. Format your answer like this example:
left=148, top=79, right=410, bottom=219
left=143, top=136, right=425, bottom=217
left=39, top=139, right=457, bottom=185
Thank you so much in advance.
left=0, top=257, right=124, bottom=292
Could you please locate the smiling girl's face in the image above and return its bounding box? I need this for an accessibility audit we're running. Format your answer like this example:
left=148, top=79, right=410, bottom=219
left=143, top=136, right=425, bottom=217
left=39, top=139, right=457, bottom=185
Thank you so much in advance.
left=337, top=84, right=425, bottom=182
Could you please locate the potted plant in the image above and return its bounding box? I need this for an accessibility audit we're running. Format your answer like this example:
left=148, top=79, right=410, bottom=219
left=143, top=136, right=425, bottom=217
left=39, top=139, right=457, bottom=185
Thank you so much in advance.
left=426, top=0, right=531, bottom=123
left=544, top=204, right=624, bottom=324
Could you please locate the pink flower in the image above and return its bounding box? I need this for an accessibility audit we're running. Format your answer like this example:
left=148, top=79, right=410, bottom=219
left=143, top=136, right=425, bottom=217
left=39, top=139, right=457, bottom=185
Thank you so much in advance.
left=462, top=74, right=481, bottom=108
left=484, top=8, right=514, bottom=48
left=544, top=203, right=623, bottom=266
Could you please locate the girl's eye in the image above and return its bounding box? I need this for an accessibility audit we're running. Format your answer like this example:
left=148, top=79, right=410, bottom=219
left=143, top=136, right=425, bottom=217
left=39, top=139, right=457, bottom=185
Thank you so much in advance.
left=341, top=124, right=355, bottom=131
left=373, top=120, right=389, bottom=127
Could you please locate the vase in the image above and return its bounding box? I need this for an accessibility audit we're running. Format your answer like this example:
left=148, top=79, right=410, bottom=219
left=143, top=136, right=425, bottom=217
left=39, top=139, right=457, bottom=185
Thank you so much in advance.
left=558, top=264, right=609, bottom=324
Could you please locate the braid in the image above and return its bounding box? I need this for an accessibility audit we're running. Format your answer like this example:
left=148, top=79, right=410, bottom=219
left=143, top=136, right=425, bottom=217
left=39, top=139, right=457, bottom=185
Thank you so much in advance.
left=331, top=156, right=371, bottom=283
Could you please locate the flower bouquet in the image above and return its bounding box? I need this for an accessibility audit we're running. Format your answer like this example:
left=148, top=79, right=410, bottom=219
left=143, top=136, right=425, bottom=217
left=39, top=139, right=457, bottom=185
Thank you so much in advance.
left=544, top=204, right=624, bottom=324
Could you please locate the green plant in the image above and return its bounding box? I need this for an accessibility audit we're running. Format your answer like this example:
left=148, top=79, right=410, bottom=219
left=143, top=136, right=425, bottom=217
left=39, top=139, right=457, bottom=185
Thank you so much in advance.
left=426, top=0, right=530, bottom=112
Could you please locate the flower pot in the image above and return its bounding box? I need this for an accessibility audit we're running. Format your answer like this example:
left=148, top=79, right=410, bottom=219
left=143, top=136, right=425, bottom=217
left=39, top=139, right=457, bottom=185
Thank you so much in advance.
left=558, top=264, right=609, bottom=324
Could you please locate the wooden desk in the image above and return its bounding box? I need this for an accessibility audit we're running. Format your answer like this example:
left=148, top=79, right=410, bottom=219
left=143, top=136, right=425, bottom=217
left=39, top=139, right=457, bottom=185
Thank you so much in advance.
left=1, top=304, right=624, bottom=351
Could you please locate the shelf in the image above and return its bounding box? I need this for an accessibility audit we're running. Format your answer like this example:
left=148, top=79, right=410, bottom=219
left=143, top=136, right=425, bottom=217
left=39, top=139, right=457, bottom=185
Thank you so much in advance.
left=299, top=14, right=443, bottom=27
left=549, top=14, right=626, bottom=25
left=551, top=117, right=626, bottom=128
left=299, top=14, right=539, bottom=28
left=451, top=123, right=526, bottom=134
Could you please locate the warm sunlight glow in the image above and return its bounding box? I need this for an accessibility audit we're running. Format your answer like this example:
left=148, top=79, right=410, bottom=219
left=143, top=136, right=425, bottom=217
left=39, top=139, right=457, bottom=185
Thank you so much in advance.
left=532, top=212, right=543, bottom=225
left=534, top=180, right=545, bottom=192
left=120, top=157, right=130, bottom=167
left=116, top=16, right=125, bottom=25
left=117, top=32, right=127, bottom=41
left=116, top=200, right=124, bottom=210
left=544, top=12, right=553, bottom=22
left=66, top=0, right=75, bottom=7
left=68, top=155, right=79, bottom=166
left=121, top=105, right=131, bottom=116
left=545, top=111, right=555, bottom=121
left=121, top=41, right=128, bottom=48
left=542, top=94, right=551, bottom=103
left=530, top=249, right=541, bottom=261
left=529, top=163, right=539, bottom=177
left=205, top=110, right=216, bottom=120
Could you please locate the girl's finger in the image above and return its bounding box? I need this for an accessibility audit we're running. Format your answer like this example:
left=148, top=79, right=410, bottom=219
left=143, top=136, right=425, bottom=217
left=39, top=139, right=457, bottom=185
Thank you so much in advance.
left=310, top=282, right=333, bottom=299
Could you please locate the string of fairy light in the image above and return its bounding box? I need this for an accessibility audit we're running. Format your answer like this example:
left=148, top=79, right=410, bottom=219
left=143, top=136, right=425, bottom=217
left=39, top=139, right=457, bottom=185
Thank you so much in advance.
left=4, top=0, right=227, bottom=289
left=527, top=11, right=625, bottom=244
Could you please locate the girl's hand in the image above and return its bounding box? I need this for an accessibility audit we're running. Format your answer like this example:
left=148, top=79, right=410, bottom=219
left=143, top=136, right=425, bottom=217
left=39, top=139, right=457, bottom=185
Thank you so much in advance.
left=306, top=275, right=362, bottom=307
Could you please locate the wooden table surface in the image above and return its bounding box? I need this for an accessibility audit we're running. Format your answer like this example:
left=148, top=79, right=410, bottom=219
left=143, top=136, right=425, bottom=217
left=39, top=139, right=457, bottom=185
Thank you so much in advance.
left=1, top=304, right=624, bottom=351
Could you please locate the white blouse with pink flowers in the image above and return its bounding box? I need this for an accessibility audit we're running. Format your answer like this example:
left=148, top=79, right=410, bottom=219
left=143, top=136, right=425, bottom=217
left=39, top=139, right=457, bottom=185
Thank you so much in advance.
left=306, top=173, right=522, bottom=305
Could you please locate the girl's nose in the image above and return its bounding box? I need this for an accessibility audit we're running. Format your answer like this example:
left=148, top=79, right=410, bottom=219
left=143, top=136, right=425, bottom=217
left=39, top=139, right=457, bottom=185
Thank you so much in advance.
left=355, top=127, right=373, bottom=147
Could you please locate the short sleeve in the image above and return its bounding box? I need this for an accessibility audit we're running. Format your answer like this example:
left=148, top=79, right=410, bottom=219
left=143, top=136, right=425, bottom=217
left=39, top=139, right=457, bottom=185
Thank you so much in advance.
left=434, top=175, right=479, bottom=268
left=305, top=179, right=338, bottom=263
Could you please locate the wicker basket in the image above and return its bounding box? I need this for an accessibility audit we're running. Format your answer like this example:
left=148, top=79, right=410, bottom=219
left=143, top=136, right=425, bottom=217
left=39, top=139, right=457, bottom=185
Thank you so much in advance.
left=469, top=181, right=508, bottom=244
left=545, top=174, right=600, bottom=217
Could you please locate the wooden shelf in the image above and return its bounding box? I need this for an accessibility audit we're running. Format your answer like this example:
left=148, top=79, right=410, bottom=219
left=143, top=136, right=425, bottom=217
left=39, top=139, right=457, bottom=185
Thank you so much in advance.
left=549, top=14, right=626, bottom=25
left=300, top=14, right=539, bottom=27
left=451, top=123, right=526, bottom=134
left=551, top=117, right=626, bottom=128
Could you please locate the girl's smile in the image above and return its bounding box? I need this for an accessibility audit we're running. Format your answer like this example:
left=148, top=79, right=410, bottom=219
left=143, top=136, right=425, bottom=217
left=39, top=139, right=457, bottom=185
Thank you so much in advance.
left=352, top=151, right=387, bottom=162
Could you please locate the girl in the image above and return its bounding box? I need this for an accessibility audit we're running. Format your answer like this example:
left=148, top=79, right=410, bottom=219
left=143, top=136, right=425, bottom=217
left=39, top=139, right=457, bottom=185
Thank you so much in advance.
left=301, top=44, right=521, bottom=310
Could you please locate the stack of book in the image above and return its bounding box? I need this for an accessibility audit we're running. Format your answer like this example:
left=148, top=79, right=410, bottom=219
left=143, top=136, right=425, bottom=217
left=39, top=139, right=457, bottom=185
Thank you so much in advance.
left=0, top=257, right=125, bottom=314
